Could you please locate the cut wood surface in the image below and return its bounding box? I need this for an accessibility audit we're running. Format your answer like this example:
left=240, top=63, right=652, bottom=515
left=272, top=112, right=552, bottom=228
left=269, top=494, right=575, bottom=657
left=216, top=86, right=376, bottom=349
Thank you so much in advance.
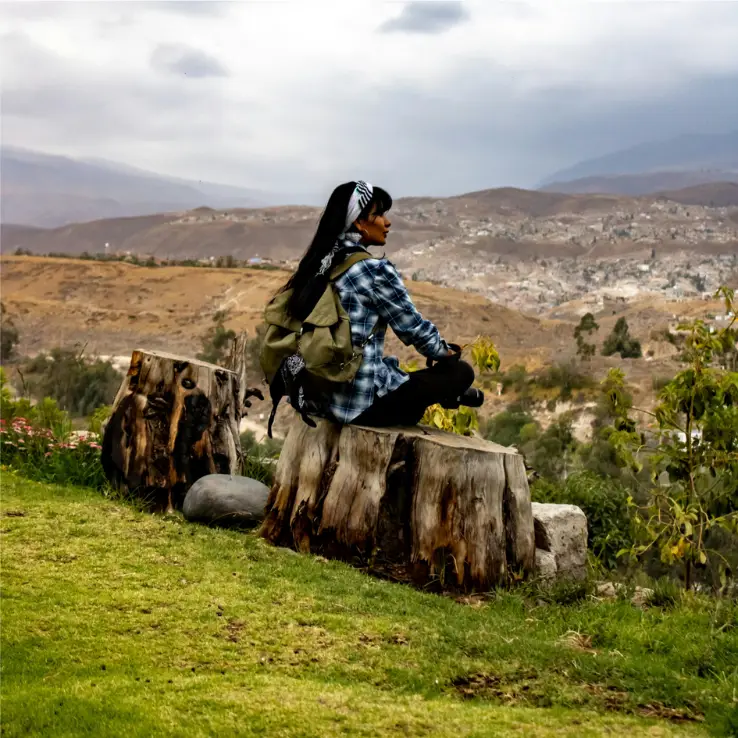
left=261, top=420, right=535, bottom=591
left=102, top=349, right=244, bottom=512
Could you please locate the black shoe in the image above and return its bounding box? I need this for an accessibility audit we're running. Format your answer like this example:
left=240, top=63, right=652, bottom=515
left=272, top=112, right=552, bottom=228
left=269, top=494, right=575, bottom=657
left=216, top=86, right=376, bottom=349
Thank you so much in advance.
left=459, top=388, right=484, bottom=408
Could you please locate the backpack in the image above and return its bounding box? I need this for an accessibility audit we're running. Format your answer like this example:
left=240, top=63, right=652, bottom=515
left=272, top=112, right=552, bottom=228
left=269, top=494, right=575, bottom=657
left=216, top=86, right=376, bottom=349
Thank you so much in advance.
left=259, top=251, right=375, bottom=433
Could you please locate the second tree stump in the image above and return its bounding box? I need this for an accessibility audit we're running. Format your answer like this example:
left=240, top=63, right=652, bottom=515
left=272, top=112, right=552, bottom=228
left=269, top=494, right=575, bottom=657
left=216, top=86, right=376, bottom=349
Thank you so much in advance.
left=260, top=421, right=535, bottom=591
left=102, top=349, right=244, bottom=512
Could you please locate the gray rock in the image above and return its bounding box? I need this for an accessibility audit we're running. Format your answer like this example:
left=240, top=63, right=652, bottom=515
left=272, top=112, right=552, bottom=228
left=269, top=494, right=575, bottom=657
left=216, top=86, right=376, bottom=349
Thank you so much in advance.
left=182, top=474, right=270, bottom=527
left=532, top=502, right=588, bottom=581
left=535, top=548, right=558, bottom=581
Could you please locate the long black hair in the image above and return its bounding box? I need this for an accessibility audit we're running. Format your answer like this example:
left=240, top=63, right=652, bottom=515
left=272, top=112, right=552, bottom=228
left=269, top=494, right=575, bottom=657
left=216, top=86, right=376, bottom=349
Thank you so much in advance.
left=281, top=181, right=392, bottom=321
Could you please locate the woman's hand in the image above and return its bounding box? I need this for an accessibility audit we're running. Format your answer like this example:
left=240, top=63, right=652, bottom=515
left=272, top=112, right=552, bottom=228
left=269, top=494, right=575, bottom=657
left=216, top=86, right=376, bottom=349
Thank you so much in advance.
left=426, top=343, right=462, bottom=368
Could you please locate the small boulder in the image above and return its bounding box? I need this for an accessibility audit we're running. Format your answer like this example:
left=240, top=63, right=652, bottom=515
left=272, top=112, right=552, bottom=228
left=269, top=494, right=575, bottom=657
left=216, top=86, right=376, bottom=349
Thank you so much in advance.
left=183, top=474, right=270, bottom=527
left=535, top=548, right=558, bottom=581
left=532, top=502, right=588, bottom=581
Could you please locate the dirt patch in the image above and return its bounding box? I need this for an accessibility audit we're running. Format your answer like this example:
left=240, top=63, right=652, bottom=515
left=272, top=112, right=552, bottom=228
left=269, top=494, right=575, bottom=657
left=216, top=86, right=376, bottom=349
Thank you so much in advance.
left=584, top=684, right=704, bottom=724
left=451, top=672, right=705, bottom=723
left=451, top=670, right=544, bottom=705
left=224, top=618, right=246, bottom=643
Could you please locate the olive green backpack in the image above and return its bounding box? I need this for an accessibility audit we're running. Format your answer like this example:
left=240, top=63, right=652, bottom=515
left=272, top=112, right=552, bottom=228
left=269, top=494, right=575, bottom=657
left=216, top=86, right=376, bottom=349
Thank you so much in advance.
left=259, top=252, right=374, bottom=387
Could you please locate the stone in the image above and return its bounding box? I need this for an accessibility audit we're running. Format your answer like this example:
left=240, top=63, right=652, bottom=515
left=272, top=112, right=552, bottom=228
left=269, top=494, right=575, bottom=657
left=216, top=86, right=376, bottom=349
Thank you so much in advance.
left=532, top=502, right=588, bottom=581
left=535, top=548, right=558, bottom=581
left=182, top=474, right=270, bottom=527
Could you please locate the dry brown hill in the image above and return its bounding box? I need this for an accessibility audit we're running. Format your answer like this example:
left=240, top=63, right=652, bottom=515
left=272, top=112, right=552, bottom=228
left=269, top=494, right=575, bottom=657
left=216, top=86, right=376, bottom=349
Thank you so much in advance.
left=655, top=181, right=738, bottom=207
left=4, top=184, right=735, bottom=264
left=0, top=255, right=572, bottom=369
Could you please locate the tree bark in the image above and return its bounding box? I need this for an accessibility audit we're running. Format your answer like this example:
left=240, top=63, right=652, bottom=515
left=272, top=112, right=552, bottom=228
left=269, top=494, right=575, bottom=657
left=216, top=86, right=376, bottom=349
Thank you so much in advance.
left=102, top=349, right=244, bottom=512
left=260, top=420, right=535, bottom=591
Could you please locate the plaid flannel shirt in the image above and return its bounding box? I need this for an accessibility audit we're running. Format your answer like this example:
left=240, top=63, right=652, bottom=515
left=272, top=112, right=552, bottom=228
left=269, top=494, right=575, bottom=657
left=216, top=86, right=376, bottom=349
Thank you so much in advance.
left=328, top=254, right=450, bottom=423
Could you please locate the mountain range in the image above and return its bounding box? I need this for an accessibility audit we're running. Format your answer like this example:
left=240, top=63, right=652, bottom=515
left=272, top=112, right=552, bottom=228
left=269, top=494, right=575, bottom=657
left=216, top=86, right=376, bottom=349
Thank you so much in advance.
left=2, top=131, right=738, bottom=227
left=539, top=131, right=738, bottom=196
left=0, top=147, right=320, bottom=228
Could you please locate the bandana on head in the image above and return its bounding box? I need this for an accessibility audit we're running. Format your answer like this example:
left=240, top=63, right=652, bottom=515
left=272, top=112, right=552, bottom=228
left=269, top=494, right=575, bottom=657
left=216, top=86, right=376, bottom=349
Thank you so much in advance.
left=318, top=180, right=374, bottom=275
left=341, top=180, right=373, bottom=240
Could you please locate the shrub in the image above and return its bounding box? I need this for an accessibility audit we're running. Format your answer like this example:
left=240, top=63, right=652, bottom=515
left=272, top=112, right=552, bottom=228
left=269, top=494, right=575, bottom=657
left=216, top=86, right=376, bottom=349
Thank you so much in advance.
left=536, top=362, right=594, bottom=401
left=602, top=317, right=642, bottom=359
left=0, top=303, right=20, bottom=363
left=573, top=313, right=599, bottom=361
left=602, top=289, right=738, bottom=590
left=240, top=431, right=282, bottom=486
left=531, top=471, right=633, bottom=570
left=522, top=414, right=578, bottom=481
left=501, top=364, right=528, bottom=394
left=0, top=416, right=106, bottom=489
left=88, top=405, right=112, bottom=435
left=485, top=406, right=537, bottom=447
left=197, top=316, right=236, bottom=365
left=22, top=349, right=122, bottom=417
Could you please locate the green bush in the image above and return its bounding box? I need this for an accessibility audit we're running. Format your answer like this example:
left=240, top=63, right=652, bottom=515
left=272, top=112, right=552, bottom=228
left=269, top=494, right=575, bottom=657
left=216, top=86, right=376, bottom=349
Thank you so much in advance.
left=485, top=406, right=537, bottom=447
left=531, top=471, right=633, bottom=570
left=197, top=316, right=236, bottom=365
left=522, top=414, right=578, bottom=481
left=240, top=431, right=282, bottom=486
left=535, top=362, right=594, bottom=401
left=500, top=364, right=528, bottom=394
left=22, top=349, right=122, bottom=417
left=1, top=415, right=106, bottom=489
left=0, top=303, right=20, bottom=363
left=602, top=317, right=642, bottom=359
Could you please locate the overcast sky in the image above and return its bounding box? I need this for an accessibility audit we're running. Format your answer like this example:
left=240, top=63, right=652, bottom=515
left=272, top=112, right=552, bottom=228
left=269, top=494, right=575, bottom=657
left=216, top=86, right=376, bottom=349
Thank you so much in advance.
left=1, top=0, right=738, bottom=198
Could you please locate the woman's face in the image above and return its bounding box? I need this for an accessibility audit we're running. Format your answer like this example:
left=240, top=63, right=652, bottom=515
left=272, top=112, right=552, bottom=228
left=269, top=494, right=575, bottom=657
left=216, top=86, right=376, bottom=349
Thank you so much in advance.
left=356, top=205, right=391, bottom=247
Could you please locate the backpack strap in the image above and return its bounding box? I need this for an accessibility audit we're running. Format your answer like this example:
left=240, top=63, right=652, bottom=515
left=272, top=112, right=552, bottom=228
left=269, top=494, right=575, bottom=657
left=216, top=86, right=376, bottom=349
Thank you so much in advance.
left=329, top=251, right=374, bottom=281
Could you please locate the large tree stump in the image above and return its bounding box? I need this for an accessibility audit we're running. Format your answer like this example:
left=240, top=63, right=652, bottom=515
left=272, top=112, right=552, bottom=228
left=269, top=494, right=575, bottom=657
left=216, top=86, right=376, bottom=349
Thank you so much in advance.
left=260, top=420, right=535, bottom=591
left=102, top=349, right=245, bottom=512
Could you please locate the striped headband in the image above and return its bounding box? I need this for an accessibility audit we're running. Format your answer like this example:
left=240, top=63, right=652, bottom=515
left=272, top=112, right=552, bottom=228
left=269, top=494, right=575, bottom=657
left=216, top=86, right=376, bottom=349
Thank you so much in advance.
left=341, top=180, right=373, bottom=237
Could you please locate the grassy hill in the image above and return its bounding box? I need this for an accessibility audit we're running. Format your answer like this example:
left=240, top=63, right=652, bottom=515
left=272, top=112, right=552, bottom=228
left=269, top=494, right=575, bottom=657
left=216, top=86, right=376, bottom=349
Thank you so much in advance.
left=1, top=475, right=736, bottom=736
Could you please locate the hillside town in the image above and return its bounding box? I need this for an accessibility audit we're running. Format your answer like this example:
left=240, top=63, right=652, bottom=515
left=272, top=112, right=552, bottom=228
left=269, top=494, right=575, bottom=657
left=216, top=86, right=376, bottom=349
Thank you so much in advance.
left=395, top=248, right=738, bottom=316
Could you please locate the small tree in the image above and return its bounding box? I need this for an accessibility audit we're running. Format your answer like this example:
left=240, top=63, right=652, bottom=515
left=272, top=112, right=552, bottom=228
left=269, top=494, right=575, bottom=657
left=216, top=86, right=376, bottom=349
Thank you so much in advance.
left=405, top=336, right=500, bottom=437
left=522, top=414, right=578, bottom=481
left=602, top=317, right=642, bottom=359
left=608, top=287, right=738, bottom=589
left=22, top=348, right=122, bottom=417
left=0, top=303, right=20, bottom=363
left=574, top=312, right=599, bottom=361
left=197, top=313, right=236, bottom=365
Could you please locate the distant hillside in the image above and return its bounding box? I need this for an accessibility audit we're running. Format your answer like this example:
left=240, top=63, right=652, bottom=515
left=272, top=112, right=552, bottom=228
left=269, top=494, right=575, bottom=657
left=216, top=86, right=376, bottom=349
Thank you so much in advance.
left=655, top=181, right=738, bottom=207
left=0, top=255, right=571, bottom=370
left=0, top=147, right=317, bottom=228
left=3, top=183, right=737, bottom=265
left=539, top=131, right=738, bottom=193
left=542, top=171, right=738, bottom=198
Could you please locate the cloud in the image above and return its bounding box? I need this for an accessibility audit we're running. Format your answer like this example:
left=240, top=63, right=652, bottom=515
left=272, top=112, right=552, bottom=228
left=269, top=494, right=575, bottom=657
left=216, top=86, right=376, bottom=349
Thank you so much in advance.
left=147, top=1, right=225, bottom=16
left=150, top=43, right=228, bottom=78
left=379, top=1, right=468, bottom=35
left=1, top=1, right=737, bottom=197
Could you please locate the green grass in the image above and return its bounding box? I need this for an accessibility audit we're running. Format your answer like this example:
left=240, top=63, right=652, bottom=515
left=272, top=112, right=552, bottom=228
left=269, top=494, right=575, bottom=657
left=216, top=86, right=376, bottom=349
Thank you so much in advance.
left=1, top=474, right=736, bottom=737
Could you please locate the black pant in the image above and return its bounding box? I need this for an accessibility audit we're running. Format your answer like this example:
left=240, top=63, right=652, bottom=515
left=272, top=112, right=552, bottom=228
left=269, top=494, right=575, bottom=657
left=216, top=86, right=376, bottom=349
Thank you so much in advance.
left=352, top=359, right=475, bottom=428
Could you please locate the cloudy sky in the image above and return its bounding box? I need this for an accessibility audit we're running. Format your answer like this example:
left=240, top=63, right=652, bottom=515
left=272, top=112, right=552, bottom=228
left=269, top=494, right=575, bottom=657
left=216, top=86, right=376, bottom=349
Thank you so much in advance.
left=1, top=0, right=738, bottom=198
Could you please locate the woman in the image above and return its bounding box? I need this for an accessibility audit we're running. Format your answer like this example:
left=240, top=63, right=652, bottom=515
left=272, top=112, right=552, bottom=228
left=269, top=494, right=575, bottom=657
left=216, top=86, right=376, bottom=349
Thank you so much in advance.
left=276, top=180, right=483, bottom=428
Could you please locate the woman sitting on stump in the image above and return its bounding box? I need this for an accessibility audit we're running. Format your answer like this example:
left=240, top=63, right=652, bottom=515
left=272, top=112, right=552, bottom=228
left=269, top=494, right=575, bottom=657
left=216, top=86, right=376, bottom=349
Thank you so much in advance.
left=263, top=180, right=483, bottom=433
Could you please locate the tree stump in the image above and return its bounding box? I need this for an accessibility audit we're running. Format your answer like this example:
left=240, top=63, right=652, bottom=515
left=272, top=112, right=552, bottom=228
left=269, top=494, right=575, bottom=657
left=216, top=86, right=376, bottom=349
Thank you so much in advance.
left=102, top=349, right=245, bottom=512
left=260, top=420, right=535, bottom=591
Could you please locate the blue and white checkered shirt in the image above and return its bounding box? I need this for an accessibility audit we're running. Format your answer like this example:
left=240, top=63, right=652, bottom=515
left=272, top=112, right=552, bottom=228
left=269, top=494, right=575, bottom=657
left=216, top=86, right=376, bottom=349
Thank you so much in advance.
left=328, top=254, right=450, bottom=423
